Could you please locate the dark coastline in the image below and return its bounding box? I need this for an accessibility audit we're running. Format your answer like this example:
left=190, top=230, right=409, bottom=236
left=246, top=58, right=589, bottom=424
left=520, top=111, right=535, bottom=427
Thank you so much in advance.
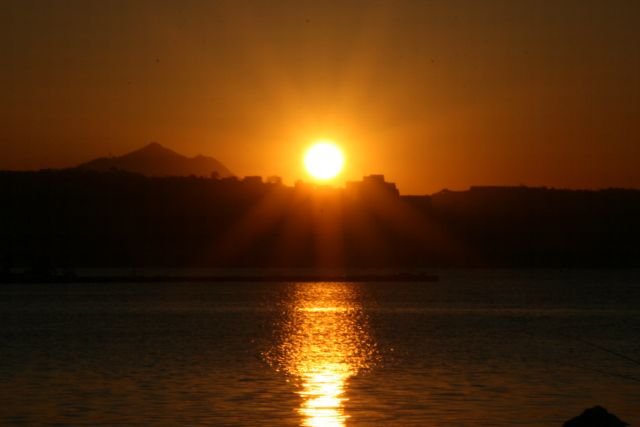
left=2, top=169, right=640, bottom=270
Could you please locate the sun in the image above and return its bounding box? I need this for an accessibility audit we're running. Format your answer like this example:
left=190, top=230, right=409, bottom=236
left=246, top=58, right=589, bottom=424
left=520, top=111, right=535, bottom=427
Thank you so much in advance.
left=304, top=141, right=345, bottom=180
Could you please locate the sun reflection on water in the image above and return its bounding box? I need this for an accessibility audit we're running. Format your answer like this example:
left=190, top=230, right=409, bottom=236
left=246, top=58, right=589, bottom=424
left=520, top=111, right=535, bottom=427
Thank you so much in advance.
left=267, top=283, right=377, bottom=427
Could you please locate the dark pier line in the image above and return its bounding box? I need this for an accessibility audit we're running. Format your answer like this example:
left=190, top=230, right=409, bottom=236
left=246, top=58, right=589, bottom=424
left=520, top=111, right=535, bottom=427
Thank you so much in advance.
left=1, top=273, right=439, bottom=284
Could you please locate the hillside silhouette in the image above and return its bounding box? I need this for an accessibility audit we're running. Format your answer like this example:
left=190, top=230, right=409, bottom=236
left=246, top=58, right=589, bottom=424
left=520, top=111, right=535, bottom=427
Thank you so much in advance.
left=77, top=143, right=233, bottom=178
left=1, top=170, right=639, bottom=271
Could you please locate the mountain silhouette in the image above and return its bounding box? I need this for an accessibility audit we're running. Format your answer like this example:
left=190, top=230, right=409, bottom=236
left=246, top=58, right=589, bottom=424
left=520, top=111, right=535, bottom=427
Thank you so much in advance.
left=77, top=142, right=233, bottom=177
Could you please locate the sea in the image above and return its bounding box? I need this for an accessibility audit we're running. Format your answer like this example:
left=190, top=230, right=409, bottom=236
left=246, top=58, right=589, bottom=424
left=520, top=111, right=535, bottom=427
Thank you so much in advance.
left=1, top=270, right=639, bottom=426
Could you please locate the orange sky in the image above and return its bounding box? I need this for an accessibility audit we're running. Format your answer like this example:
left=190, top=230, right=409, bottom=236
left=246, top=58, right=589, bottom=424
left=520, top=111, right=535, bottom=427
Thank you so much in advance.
left=1, top=0, right=639, bottom=194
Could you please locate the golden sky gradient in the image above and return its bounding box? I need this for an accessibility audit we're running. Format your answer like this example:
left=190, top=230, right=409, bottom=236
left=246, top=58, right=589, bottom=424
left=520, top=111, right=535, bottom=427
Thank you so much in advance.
left=1, top=0, right=639, bottom=194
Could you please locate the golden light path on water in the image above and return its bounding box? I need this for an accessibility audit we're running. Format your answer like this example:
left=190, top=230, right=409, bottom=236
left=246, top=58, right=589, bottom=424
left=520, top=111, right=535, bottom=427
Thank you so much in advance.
left=268, top=283, right=377, bottom=427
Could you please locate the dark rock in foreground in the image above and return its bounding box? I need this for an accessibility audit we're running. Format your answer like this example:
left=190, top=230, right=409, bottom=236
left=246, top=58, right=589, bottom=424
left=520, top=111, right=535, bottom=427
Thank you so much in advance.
left=564, top=406, right=628, bottom=427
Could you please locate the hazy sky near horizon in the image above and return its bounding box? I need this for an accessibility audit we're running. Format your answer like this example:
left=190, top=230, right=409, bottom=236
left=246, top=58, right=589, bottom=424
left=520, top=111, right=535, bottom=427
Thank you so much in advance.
left=1, top=0, right=639, bottom=194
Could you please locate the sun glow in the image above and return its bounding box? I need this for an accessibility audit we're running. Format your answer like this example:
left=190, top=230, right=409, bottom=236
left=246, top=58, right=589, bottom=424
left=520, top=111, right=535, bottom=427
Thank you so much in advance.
left=304, top=141, right=345, bottom=180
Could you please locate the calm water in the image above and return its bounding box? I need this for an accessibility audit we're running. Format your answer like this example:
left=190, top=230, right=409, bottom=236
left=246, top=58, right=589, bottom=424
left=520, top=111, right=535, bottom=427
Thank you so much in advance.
left=1, top=270, right=639, bottom=426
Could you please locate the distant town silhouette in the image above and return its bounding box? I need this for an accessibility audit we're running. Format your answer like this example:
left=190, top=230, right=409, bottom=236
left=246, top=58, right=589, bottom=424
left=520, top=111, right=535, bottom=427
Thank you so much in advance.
left=1, top=164, right=639, bottom=274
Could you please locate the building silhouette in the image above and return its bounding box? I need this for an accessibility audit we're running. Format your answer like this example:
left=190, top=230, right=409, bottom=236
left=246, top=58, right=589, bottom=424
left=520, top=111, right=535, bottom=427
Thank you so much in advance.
left=346, top=175, right=399, bottom=198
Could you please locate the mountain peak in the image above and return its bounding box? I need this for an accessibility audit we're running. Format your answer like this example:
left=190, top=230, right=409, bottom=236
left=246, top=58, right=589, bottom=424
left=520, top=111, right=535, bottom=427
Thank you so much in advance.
left=130, top=142, right=181, bottom=158
left=140, top=141, right=166, bottom=151
left=77, top=143, right=233, bottom=177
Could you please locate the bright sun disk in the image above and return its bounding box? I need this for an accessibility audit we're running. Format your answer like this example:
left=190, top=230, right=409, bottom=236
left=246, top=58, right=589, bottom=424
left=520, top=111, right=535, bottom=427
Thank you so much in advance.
left=304, top=141, right=345, bottom=180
